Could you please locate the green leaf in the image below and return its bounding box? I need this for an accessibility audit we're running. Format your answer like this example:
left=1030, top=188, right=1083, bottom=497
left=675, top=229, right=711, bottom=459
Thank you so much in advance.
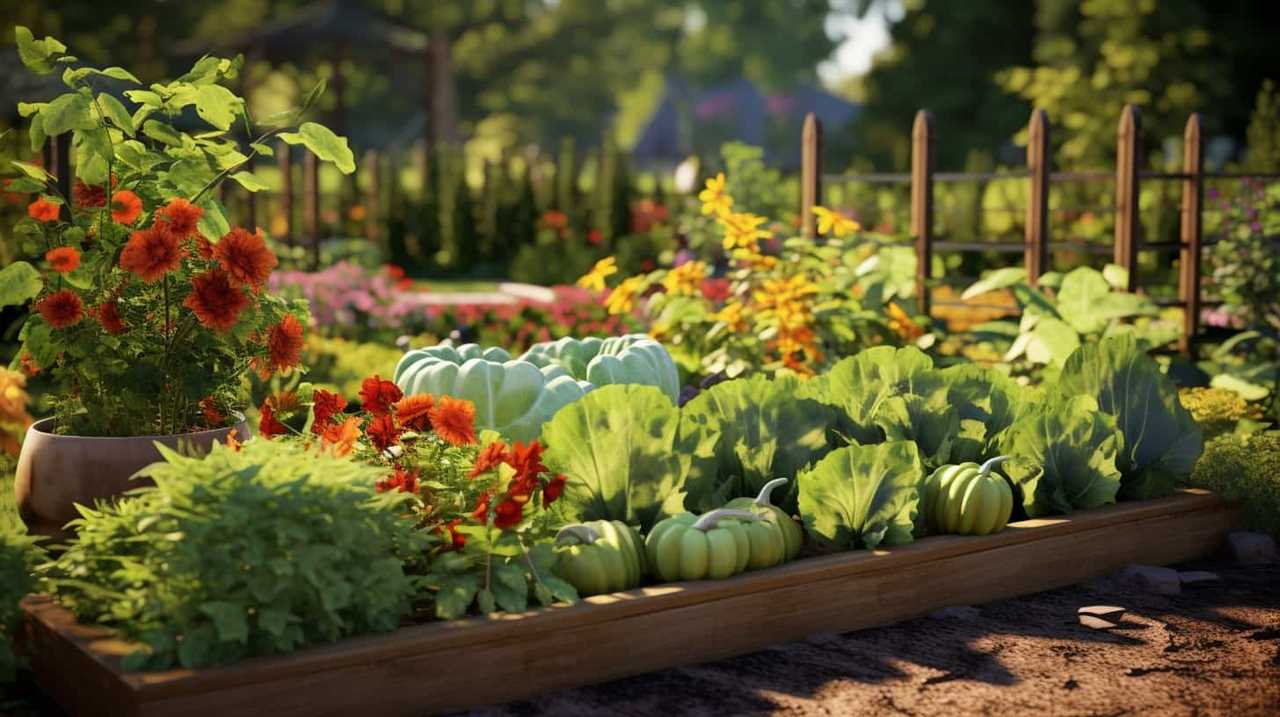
left=539, top=575, right=580, bottom=604
left=491, top=562, right=529, bottom=613
left=541, top=384, right=689, bottom=532
left=11, top=160, right=52, bottom=182
left=961, top=267, right=1026, bottom=300
left=874, top=392, right=958, bottom=470
left=797, top=441, right=923, bottom=551
left=99, top=66, right=142, bottom=84
left=1054, top=334, right=1204, bottom=499
left=998, top=395, right=1123, bottom=517
left=17, top=102, right=46, bottom=118
left=194, top=84, right=241, bottom=131
left=278, top=122, right=355, bottom=174
left=0, top=262, right=43, bottom=308
left=1210, top=373, right=1270, bottom=401
left=1056, top=267, right=1113, bottom=335
left=5, top=177, right=44, bottom=193
left=15, top=26, right=67, bottom=75
left=476, top=588, right=497, bottom=615
left=249, top=142, right=275, bottom=157
left=124, top=90, right=163, bottom=107
left=799, top=345, right=943, bottom=445
left=1024, top=317, right=1080, bottom=366
left=97, top=93, right=135, bottom=136
left=197, top=199, right=231, bottom=243
left=299, top=78, right=326, bottom=115
left=142, top=119, right=183, bottom=147
left=41, top=93, right=96, bottom=136
left=938, top=364, right=1027, bottom=456
left=28, top=115, right=46, bottom=154
left=199, top=601, right=249, bottom=643
left=1102, top=263, right=1129, bottom=289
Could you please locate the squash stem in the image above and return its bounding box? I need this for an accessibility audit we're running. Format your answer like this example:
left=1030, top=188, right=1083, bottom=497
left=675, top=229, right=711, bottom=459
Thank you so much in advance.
left=692, top=509, right=760, bottom=532
left=554, top=524, right=601, bottom=546
left=978, top=455, right=1010, bottom=476
left=753, top=478, right=789, bottom=507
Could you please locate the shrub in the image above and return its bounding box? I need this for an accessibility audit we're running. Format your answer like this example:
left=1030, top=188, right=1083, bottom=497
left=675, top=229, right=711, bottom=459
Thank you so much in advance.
left=1189, top=431, right=1280, bottom=537
left=1179, top=386, right=1261, bottom=440
left=1, top=528, right=42, bottom=683
left=48, top=440, right=426, bottom=669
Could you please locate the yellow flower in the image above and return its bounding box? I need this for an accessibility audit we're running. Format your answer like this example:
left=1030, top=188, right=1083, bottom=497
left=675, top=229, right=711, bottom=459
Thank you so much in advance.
left=576, top=256, right=618, bottom=291
left=812, top=206, right=861, bottom=238
left=712, top=300, right=750, bottom=332
left=886, top=301, right=924, bottom=341
left=698, top=173, right=734, bottom=216
left=719, top=211, right=770, bottom=252
left=661, top=261, right=707, bottom=296
left=732, top=248, right=779, bottom=270
left=605, top=276, right=646, bottom=315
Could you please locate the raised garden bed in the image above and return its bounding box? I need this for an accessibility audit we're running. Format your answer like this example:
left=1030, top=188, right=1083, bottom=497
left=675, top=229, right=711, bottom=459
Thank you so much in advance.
left=20, top=489, right=1236, bottom=717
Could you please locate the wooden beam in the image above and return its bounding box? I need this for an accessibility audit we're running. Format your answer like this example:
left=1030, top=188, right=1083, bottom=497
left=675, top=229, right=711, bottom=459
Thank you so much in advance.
left=1113, top=104, right=1141, bottom=292
left=1024, top=109, right=1050, bottom=285
left=911, top=110, right=935, bottom=315
left=799, top=113, right=822, bottom=239
left=1178, top=113, right=1204, bottom=358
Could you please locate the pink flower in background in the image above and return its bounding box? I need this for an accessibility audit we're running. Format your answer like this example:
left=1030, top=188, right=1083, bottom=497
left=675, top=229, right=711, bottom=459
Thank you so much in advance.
left=694, top=93, right=735, bottom=120
left=766, top=93, right=795, bottom=117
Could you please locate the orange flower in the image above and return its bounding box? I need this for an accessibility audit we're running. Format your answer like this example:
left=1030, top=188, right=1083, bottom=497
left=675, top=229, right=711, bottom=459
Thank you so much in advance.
left=321, top=416, right=361, bottom=456
left=110, top=190, right=142, bottom=225
left=376, top=467, right=419, bottom=494
left=365, top=413, right=402, bottom=452
left=429, top=396, right=477, bottom=446
left=213, top=227, right=277, bottom=291
left=310, top=389, right=347, bottom=434
left=468, top=439, right=509, bottom=478
left=45, top=246, right=80, bottom=273
left=266, top=314, right=304, bottom=374
left=119, top=225, right=183, bottom=282
left=27, top=198, right=60, bottom=223
left=193, top=235, right=215, bottom=260
left=96, top=300, right=126, bottom=334
left=73, top=181, right=106, bottom=209
left=394, top=394, right=434, bottom=432
left=225, top=428, right=243, bottom=451
left=258, top=398, right=286, bottom=439
left=36, top=290, right=84, bottom=329
left=157, top=198, right=203, bottom=239
left=184, top=269, right=249, bottom=332
left=359, top=375, right=403, bottom=415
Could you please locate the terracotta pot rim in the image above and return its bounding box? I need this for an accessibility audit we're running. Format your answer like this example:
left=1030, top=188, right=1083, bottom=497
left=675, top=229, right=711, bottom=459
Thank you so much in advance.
left=26, top=413, right=248, bottom=442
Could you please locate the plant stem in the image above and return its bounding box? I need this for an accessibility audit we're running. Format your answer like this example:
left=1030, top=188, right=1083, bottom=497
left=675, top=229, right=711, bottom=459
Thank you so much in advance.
left=189, top=127, right=288, bottom=205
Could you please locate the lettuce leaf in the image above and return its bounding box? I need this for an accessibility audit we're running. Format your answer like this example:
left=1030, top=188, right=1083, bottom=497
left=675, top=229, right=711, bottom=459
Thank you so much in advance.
left=873, top=392, right=959, bottom=469
left=1054, top=334, right=1204, bottom=499
left=800, top=346, right=945, bottom=444
left=797, top=441, right=923, bottom=550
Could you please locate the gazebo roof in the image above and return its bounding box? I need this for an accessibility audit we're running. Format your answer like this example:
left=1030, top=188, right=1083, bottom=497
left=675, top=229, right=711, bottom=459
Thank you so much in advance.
left=174, top=0, right=428, bottom=58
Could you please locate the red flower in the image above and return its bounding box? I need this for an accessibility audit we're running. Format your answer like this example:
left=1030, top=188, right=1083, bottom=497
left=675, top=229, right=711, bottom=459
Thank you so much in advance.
left=384, top=264, right=406, bottom=280
left=543, top=474, right=567, bottom=507
left=493, top=498, right=524, bottom=529
left=184, top=269, right=250, bottom=332
left=429, top=396, right=476, bottom=446
left=36, top=290, right=84, bottom=329
left=587, top=229, right=604, bottom=246
left=27, top=198, right=59, bottom=223
left=45, top=246, right=80, bottom=273
left=444, top=519, right=466, bottom=550
left=73, top=181, right=106, bottom=209
left=258, top=398, right=286, bottom=439
left=213, top=227, right=277, bottom=291
left=365, top=413, right=402, bottom=452
left=472, top=492, right=492, bottom=522
left=376, top=467, right=419, bottom=494
left=540, top=210, right=569, bottom=231
left=119, top=224, right=183, bottom=282
left=394, top=394, right=434, bottom=432
left=359, top=375, right=403, bottom=415
left=507, top=440, right=548, bottom=481
left=201, top=397, right=224, bottom=427
left=266, top=314, right=304, bottom=374
left=468, top=439, right=509, bottom=478
left=110, top=190, right=142, bottom=225
left=96, top=300, right=126, bottom=334
left=157, top=198, right=203, bottom=239
left=193, top=235, right=215, bottom=260
left=310, top=389, right=347, bottom=434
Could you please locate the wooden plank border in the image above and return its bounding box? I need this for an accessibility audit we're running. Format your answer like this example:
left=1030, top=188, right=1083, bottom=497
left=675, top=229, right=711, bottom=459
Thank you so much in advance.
left=21, top=490, right=1236, bottom=717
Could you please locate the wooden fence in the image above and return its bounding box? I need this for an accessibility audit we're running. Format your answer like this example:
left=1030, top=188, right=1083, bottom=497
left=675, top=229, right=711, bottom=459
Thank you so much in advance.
left=798, top=106, right=1279, bottom=358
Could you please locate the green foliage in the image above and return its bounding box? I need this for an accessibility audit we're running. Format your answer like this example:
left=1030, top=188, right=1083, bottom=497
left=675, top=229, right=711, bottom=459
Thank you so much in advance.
left=1179, top=387, right=1264, bottom=441
left=799, top=346, right=946, bottom=445
left=48, top=440, right=425, bottom=670
left=300, top=336, right=403, bottom=399
left=0, top=262, right=43, bottom=308
left=1, top=527, right=43, bottom=683
left=1189, top=432, right=1280, bottom=537
left=1244, top=79, right=1280, bottom=172
left=797, top=441, right=923, bottom=551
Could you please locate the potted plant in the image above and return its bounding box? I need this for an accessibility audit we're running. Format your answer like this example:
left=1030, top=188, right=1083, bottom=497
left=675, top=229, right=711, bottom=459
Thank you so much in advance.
left=1, top=27, right=355, bottom=538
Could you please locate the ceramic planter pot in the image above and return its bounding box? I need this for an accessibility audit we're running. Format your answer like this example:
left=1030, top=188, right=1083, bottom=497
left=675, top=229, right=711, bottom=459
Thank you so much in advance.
left=14, top=416, right=249, bottom=540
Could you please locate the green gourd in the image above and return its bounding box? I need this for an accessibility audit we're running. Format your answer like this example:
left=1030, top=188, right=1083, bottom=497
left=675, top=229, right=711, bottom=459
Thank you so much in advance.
left=552, top=520, right=647, bottom=597
left=921, top=456, right=1014, bottom=536
left=723, top=477, right=804, bottom=562
left=645, top=509, right=761, bottom=582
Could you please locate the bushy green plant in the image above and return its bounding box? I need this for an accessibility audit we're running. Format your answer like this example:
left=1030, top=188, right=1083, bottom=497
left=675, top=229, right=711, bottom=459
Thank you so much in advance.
left=48, top=440, right=426, bottom=670
left=1189, top=431, right=1280, bottom=536
left=1179, top=386, right=1265, bottom=440
left=1, top=528, right=43, bottom=683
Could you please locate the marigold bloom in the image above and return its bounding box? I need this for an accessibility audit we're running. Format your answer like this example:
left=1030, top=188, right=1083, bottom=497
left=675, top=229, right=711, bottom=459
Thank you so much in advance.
left=73, top=180, right=106, bottom=209
left=184, top=269, right=249, bottom=332
left=576, top=256, right=618, bottom=292
left=157, top=198, right=203, bottom=239
left=266, top=314, right=305, bottom=374
left=712, top=300, right=750, bottom=332
left=661, top=260, right=707, bottom=296
left=394, top=394, right=434, bottom=432
left=812, top=206, right=862, bottom=238
left=193, top=235, right=215, bottom=260
left=493, top=498, right=524, bottom=529
left=258, top=399, right=286, bottom=439
left=698, top=173, right=733, bottom=216
left=119, top=224, right=183, bottom=282
left=604, top=276, right=645, bottom=315
left=36, top=290, right=84, bottom=329
left=96, top=300, right=126, bottom=334
left=213, top=227, right=277, bottom=291
left=543, top=474, right=567, bottom=507
left=469, top=439, right=509, bottom=478
left=376, top=467, right=419, bottom=495
left=365, top=413, right=402, bottom=452
left=886, top=302, right=925, bottom=342
left=45, top=246, right=80, bottom=274
left=110, top=190, right=142, bottom=225
left=310, top=389, right=347, bottom=434
left=321, top=416, right=361, bottom=456
left=507, top=440, right=548, bottom=480
left=27, top=198, right=60, bottom=223
left=359, top=375, right=403, bottom=415
left=429, top=395, right=477, bottom=446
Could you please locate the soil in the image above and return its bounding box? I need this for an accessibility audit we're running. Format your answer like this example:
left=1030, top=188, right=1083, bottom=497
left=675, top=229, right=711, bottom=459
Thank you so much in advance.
left=471, top=558, right=1280, bottom=717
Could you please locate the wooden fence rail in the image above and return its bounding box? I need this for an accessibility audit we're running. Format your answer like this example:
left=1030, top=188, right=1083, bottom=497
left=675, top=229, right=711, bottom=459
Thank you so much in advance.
left=800, top=105, right=1280, bottom=359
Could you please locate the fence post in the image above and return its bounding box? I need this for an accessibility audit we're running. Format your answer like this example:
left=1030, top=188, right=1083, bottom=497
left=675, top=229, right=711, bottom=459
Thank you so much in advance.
left=1025, top=109, right=1050, bottom=285
left=42, top=134, right=71, bottom=221
left=1178, top=113, right=1204, bottom=358
left=1113, top=104, right=1141, bottom=292
left=911, top=110, right=935, bottom=315
left=800, top=113, right=822, bottom=239
left=278, top=142, right=293, bottom=247
left=364, top=149, right=380, bottom=243
left=304, top=152, right=320, bottom=270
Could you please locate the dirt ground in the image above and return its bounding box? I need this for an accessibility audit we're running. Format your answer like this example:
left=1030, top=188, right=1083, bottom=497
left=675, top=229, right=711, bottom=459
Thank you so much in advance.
left=472, top=558, right=1280, bottom=717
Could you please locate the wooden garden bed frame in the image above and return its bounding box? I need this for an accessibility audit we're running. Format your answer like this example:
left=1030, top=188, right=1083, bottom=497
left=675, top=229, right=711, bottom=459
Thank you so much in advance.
left=21, top=489, right=1236, bottom=717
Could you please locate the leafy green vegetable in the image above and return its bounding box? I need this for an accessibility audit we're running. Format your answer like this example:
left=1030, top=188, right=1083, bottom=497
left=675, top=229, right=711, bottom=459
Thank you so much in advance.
left=1055, top=335, right=1204, bottom=499
left=938, top=363, right=1028, bottom=460
left=541, top=385, right=697, bottom=531
left=799, top=346, right=943, bottom=444
left=680, top=374, right=834, bottom=512
left=797, top=441, right=923, bottom=550
left=999, top=395, right=1123, bottom=517
left=874, top=392, right=958, bottom=469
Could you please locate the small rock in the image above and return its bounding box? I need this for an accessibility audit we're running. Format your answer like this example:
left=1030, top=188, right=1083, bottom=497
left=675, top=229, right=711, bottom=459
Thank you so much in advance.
left=1227, top=532, right=1277, bottom=566
left=1178, top=570, right=1220, bottom=585
left=1079, top=615, right=1119, bottom=630
left=1063, top=678, right=1079, bottom=690
left=1117, top=565, right=1182, bottom=595
left=1078, top=605, right=1127, bottom=621
left=929, top=606, right=980, bottom=621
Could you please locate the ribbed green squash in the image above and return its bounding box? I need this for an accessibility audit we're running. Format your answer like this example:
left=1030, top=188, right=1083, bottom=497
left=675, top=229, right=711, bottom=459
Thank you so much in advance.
left=552, top=520, right=647, bottom=597
left=644, top=509, right=760, bottom=581
left=521, top=334, right=680, bottom=402
left=393, top=343, right=592, bottom=443
left=921, top=456, right=1014, bottom=536
left=723, top=477, right=804, bottom=563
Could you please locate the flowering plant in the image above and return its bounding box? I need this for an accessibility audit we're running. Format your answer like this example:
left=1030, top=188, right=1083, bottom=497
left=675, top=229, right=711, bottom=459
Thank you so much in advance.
left=264, top=376, right=578, bottom=619
left=0, top=28, right=355, bottom=436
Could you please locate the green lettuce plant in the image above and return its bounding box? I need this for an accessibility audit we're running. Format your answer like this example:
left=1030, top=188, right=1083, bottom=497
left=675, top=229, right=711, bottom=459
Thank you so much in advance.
left=797, top=441, right=923, bottom=551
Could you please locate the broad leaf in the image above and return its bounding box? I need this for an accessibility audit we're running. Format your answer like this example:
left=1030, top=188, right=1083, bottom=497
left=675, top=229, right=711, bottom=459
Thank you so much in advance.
left=97, top=93, right=135, bottom=136
left=0, top=262, right=43, bottom=308
left=1056, top=267, right=1113, bottom=334
left=998, top=395, right=1123, bottom=517
left=801, top=345, right=943, bottom=444
left=15, top=26, right=67, bottom=75
left=961, top=267, right=1026, bottom=300
left=279, top=122, right=355, bottom=174
left=873, top=392, right=958, bottom=469
left=194, top=84, right=241, bottom=131
left=938, top=363, right=1027, bottom=456
left=797, top=441, right=923, bottom=550
left=40, top=93, right=96, bottom=136
left=1024, top=316, right=1080, bottom=366
left=1054, top=335, right=1203, bottom=499
left=230, top=171, right=270, bottom=192
left=142, top=119, right=184, bottom=147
